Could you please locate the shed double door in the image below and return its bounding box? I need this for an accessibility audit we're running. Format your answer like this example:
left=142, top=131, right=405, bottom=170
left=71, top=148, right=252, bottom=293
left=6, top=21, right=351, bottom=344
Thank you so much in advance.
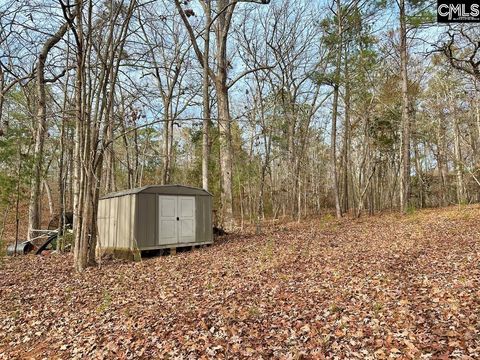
left=158, top=195, right=195, bottom=245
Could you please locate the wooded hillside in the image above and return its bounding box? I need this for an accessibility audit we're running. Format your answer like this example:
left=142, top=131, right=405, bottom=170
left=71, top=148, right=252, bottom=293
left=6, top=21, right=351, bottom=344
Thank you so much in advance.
left=0, top=0, right=479, bottom=271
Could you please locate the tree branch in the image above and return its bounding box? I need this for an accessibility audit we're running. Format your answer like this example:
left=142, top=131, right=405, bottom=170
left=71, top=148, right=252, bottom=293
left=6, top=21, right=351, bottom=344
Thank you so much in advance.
left=227, top=64, right=275, bottom=89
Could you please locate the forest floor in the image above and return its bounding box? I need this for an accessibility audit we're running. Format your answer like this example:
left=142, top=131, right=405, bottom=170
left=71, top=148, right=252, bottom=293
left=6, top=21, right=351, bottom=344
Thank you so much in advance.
left=0, top=205, right=479, bottom=359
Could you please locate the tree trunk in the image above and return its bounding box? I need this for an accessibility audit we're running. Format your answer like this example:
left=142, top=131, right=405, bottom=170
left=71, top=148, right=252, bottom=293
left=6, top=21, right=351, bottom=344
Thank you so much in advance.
left=454, top=116, right=466, bottom=203
left=104, top=119, right=115, bottom=192
left=216, top=80, right=234, bottom=229
left=43, top=180, right=54, bottom=221
left=73, top=0, right=87, bottom=272
left=57, top=38, right=70, bottom=250
left=413, top=142, right=425, bottom=208
left=214, top=0, right=235, bottom=230
left=437, top=110, right=448, bottom=206
left=399, top=0, right=410, bottom=213
left=331, top=0, right=343, bottom=219
left=28, top=19, right=71, bottom=240
left=342, top=59, right=351, bottom=214
left=58, top=116, right=66, bottom=250
left=331, top=81, right=342, bottom=219
left=0, top=68, right=5, bottom=134
left=474, top=94, right=480, bottom=171
left=162, top=108, right=170, bottom=185
left=202, top=0, right=211, bottom=191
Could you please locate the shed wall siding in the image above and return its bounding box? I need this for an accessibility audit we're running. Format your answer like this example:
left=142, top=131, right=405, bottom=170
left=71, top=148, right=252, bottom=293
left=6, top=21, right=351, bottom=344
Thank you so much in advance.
left=195, top=195, right=213, bottom=243
left=135, top=193, right=156, bottom=248
left=98, top=195, right=136, bottom=251
left=98, top=197, right=118, bottom=249
left=115, top=195, right=136, bottom=249
left=97, top=199, right=107, bottom=248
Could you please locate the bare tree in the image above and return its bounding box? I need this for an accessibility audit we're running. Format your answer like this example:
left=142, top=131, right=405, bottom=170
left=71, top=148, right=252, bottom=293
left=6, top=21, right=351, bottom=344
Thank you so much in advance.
left=398, top=0, right=411, bottom=214
left=28, top=17, right=73, bottom=241
left=63, top=0, right=139, bottom=271
left=174, top=0, right=270, bottom=230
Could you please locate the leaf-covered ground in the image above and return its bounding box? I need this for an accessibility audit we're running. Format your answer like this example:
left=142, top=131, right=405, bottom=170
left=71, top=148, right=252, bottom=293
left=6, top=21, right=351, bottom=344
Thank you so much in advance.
left=1, top=205, right=479, bottom=359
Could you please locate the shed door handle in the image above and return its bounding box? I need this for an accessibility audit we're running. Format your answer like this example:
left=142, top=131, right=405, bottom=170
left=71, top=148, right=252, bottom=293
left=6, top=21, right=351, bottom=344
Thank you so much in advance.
left=176, top=217, right=179, bottom=221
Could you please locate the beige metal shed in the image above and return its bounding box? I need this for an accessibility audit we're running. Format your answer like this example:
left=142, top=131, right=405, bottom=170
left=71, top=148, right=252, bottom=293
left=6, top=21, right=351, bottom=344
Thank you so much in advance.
left=97, top=185, right=213, bottom=258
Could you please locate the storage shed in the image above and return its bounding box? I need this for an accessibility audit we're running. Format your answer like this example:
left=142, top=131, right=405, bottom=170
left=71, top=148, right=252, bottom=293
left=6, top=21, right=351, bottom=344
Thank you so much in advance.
left=97, top=185, right=213, bottom=258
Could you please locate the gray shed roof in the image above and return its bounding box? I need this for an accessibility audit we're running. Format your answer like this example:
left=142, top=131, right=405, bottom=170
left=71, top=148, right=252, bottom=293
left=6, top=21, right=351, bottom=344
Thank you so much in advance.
left=100, top=184, right=212, bottom=200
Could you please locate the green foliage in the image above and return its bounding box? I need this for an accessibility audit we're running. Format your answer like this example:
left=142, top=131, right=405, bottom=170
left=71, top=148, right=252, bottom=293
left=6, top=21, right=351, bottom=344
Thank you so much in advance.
left=406, top=204, right=417, bottom=215
left=0, top=90, right=34, bottom=209
left=311, top=71, right=338, bottom=87
left=373, top=301, right=384, bottom=314
left=404, top=0, right=435, bottom=27
left=96, top=290, right=113, bottom=313
left=314, top=1, right=380, bottom=91
left=407, top=9, right=435, bottom=27
left=368, top=113, right=400, bottom=153
left=57, top=231, right=74, bottom=251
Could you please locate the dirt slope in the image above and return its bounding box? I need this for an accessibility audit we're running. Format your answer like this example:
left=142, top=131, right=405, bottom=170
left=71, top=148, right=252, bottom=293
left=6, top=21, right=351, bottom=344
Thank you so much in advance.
left=1, top=205, right=479, bottom=359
